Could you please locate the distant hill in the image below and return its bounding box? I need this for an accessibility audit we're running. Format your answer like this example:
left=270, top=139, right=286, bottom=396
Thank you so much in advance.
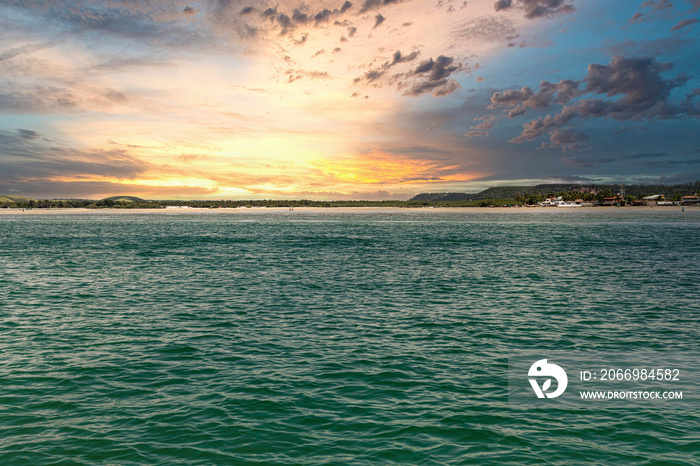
left=102, top=196, right=145, bottom=203
left=410, top=182, right=700, bottom=201
left=0, top=195, right=35, bottom=203
left=409, top=192, right=478, bottom=201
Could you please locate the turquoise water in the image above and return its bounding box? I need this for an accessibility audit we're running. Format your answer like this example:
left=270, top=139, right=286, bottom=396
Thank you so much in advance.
left=1, top=210, right=699, bottom=464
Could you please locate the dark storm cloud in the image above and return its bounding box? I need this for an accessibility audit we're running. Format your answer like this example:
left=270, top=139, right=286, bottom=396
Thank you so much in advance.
left=485, top=56, right=700, bottom=151
left=670, top=18, right=699, bottom=31
left=493, top=0, right=575, bottom=19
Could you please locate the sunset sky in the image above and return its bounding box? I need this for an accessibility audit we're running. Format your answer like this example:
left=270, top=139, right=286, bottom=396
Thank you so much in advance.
left=1, top=0, right=699, bottom=199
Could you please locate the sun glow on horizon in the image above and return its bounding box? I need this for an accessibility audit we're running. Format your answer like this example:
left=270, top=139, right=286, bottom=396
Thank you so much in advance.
left=2, top=1, right=699, bottom=199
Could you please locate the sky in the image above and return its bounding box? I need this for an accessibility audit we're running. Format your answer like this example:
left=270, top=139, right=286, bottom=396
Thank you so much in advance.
left=0, top=0, right=699, bottom=200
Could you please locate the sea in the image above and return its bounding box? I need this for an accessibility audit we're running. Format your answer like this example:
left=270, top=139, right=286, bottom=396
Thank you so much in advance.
left=1, top=209, right=699, bottom=465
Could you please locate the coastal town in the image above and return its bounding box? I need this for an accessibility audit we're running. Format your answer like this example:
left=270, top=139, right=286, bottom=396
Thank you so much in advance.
left=537, top=194, right=700, bottom=207
left=1, top=183, right=699, bottom=210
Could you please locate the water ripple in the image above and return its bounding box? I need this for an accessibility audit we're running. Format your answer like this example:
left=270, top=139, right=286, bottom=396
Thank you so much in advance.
left=0, top=211, right=698, bottom=464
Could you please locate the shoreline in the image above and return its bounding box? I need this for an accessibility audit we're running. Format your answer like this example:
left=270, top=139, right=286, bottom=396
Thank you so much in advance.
left=0, top=206, right=695, bottom=215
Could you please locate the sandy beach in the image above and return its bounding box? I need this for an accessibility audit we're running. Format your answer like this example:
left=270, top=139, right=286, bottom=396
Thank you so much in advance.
left=0, top=206, right=693, bottom=215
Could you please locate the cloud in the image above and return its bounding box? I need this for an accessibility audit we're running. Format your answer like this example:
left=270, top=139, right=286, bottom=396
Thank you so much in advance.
left=290, top=189, right=411, bottom=200
left=353, top=49, right=421, bottom=85
left=582, top=57, right=685, bottom=116
left=494, top=0, right=575, bottom=19
left=464, top=115, right=498, bottom=137
left=0, top=179, right=217, bottom=200
left=670, top=18, right=699, bottom=31
left=641, top=0, right=673, bottom=11
left=0, top=42, right=51, bottom=62
left=603, top=37, right=693, bottom=58
left=359, top=0, right=407, bottom=13
left=630, top=0, right=676, bottom=23
left=508, top=106, right=577, bottom=142
left=464, top=130, right=489, bottom=139
left=629, top=12, right=645, bottom=23
left=0, top=128, right=149, bottom=185
left=538, top=128, right=588, bottom=152
left=0, top=80, right=135, bottom=114
left=473, top=115, right=498, bottom=130
left=2, top=1, right=214, bottom=52
left=17, top=129, right=42, bottom=140
left=512, top=37, right=553, bottom=48
left=486, top=56, right=700, bottom=150
left=560, top=151, right=700, bottom=170
left=286, top=68, right=332, bottom=82
left=454, top=16, right=519, bottom=43
left=244, top=2, right=358, bottom=35
left=401, top=55, right=464, bottom=97
left=373, top=13, right=386, bottom=28
left=489, top=79, right=581, bottom=116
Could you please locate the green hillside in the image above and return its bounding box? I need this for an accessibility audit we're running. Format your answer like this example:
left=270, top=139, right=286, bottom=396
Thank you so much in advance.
left=102, top=196, right=145, bottom=203
left=0, top=195, right=36, bottom=203
left=410, top=182, right=700, bottom=202
left=409, top=192, right=478, bottom=201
